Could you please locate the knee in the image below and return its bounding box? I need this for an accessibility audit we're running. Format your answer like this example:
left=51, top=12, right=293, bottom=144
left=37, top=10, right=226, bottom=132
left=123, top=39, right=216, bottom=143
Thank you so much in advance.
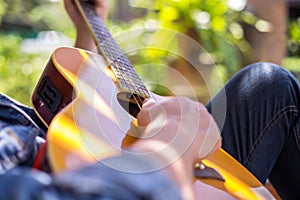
left=240, top=62, right=298, bottom=88
left=244, top=62, right=288, bottom=79
left=227, top=62, right=300, bottom=100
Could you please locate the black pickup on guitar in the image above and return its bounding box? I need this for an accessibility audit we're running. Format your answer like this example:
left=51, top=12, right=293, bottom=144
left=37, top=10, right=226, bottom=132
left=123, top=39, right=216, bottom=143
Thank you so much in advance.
left=37, top=76, right=63, bottom=114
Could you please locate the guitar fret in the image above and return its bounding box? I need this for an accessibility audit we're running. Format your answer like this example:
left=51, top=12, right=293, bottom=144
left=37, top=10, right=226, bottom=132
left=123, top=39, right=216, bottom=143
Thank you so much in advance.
left=77, top=0, right=150, bottom=98
left=111, top=58, right=145, bottom=86
left=80, top=3, right=127, bottom=61
left=116, top=73, right=143, bottom=87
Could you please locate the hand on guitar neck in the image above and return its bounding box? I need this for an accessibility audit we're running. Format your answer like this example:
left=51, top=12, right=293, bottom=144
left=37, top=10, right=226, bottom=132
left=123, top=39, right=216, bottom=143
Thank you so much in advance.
left=64, top=0, right=109, bottom=51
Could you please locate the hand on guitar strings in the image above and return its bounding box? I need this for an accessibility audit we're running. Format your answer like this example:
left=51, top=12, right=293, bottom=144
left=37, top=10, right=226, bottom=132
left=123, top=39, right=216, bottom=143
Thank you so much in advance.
left=130, top=96, right=222, bottom=200
left=136, top=96, right=222, bottom=160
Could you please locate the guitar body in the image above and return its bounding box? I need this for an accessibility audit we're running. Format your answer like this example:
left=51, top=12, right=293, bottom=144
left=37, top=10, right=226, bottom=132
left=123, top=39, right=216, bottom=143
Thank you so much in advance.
left=32, top=47, right=274, bottom=199
left=32, top=47, right=142, bottom=169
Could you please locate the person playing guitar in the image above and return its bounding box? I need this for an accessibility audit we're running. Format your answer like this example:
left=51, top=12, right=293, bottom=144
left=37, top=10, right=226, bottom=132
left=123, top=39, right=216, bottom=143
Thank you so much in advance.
left=0, top=0, right=298, bottom=199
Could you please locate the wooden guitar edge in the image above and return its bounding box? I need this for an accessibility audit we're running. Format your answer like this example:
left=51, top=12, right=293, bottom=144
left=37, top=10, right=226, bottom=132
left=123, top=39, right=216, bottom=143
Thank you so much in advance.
left=203, top=148, right=263, bottom=187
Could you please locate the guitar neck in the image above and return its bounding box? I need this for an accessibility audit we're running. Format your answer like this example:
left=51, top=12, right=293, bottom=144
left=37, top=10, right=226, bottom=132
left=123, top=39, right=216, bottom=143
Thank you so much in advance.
left=74, top=0, right=150, bottom=99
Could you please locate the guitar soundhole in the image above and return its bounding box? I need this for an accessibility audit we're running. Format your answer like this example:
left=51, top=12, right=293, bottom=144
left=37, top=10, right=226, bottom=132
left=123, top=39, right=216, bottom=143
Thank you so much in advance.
left=126, top=93, right=135, bottom=100
left=117, top=92, right=144, bottom=118
left=37, top=76, right=63, bottom=114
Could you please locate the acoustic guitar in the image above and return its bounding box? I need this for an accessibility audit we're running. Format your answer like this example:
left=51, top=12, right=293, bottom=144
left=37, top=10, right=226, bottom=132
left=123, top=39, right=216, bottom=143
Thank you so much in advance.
left=31, top=0, right=275, bottom=199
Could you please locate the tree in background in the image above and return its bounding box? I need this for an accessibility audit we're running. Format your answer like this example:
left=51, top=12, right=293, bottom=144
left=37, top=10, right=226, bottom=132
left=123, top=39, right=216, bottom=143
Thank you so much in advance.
left=243, top=0, right=288, bottom=66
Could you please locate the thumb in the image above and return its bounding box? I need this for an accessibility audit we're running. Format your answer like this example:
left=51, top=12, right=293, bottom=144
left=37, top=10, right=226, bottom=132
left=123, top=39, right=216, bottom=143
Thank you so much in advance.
left=137, top=99, right=156, bottom=127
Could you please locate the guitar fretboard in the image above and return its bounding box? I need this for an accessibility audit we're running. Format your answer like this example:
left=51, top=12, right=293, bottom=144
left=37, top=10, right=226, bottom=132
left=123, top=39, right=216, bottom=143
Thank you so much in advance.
left=75, top=0, right=150, bottom=99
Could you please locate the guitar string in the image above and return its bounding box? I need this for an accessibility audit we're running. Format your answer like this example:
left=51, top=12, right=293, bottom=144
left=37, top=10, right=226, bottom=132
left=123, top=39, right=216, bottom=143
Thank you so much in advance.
left=82, top=1, right=162, bottom=121
left=81, top=1, right=148, bottom=106
left=77, top=1, right=150, bottom=112
left=95, top=23, right=146, bottom=109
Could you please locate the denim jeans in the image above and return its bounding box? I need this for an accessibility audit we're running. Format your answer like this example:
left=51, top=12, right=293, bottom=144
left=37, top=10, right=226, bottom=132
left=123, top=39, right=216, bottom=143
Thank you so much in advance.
left=0, top=94, right=47, bottom=171
left=206, top=62, right=300, bottom=200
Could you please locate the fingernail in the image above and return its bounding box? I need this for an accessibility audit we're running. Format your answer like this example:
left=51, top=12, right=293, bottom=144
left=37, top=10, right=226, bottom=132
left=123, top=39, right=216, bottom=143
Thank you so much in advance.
left=143, top=98, right=149, bottom=104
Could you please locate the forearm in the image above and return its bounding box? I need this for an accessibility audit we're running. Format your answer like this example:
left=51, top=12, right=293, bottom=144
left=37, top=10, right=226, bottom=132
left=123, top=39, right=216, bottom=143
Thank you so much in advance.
left=74, top=28, right=96, bottom=51
left=64, top=0, right=108, bottom=51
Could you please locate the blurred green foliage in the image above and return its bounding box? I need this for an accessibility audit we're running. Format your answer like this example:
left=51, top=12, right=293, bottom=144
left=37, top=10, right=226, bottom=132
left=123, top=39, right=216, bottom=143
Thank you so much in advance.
left=282, top=56, right=300, bottom=83
left=0, top=33, right=47, bottom=104
left=0, top=0, right=75, bottom=105
left=105, top=0, right=259, bottom=98
left=288, top=19, right=300, bottom=57
left=283, top=15, right=300, bottom=80
left=1, top=0, right=295, bottom=106
left=123, top=0, right=255, bottom=74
